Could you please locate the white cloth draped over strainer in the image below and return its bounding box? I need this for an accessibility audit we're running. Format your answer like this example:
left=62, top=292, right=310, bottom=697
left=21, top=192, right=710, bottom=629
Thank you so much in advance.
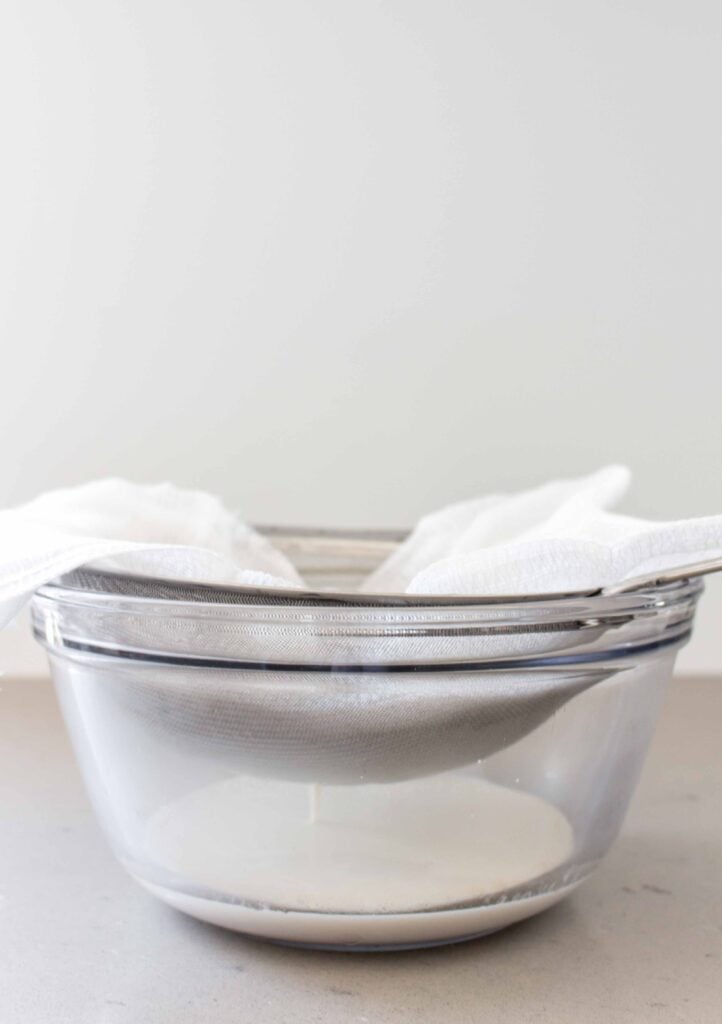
left=3, top=466, right=722, bottom=609
left=4, top=468, right=722, bottom=783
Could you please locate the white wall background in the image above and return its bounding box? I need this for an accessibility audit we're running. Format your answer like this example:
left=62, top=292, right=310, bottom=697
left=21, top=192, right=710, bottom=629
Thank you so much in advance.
left=0, top=0, right=720, bottom=674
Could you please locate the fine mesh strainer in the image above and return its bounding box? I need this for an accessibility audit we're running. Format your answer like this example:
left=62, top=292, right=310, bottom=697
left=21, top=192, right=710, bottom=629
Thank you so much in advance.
left=31, top=528, right=700, bottom=784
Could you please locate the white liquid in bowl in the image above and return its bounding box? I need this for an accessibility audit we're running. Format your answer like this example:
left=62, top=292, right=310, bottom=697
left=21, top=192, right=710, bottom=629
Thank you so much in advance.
left=139, top=775, right=578, bottom=947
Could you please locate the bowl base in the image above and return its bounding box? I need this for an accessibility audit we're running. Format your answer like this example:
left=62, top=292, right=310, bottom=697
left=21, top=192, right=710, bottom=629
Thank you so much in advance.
left=136, top=877, right=582, bottom=950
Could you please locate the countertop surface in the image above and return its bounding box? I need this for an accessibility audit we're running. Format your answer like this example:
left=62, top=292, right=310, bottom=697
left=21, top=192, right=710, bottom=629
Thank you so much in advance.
left=1, top=674, right=720, bottom=1024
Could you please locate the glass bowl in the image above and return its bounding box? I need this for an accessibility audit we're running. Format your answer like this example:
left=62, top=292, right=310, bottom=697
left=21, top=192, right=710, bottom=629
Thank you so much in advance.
left=30, top=528, right=702, bottom=950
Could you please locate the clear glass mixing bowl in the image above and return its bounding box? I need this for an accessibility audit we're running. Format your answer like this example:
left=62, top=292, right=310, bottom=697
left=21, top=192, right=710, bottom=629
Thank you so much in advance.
left=31, top=529, right=702, bottom=950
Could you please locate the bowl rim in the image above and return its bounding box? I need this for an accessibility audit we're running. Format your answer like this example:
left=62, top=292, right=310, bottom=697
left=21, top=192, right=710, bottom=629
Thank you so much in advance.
left=35, top=568, right=704, bottom=614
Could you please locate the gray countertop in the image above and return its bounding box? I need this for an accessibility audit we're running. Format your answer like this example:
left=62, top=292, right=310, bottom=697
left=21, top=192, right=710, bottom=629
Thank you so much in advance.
left=1, top=674, right=720, bottom=1024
